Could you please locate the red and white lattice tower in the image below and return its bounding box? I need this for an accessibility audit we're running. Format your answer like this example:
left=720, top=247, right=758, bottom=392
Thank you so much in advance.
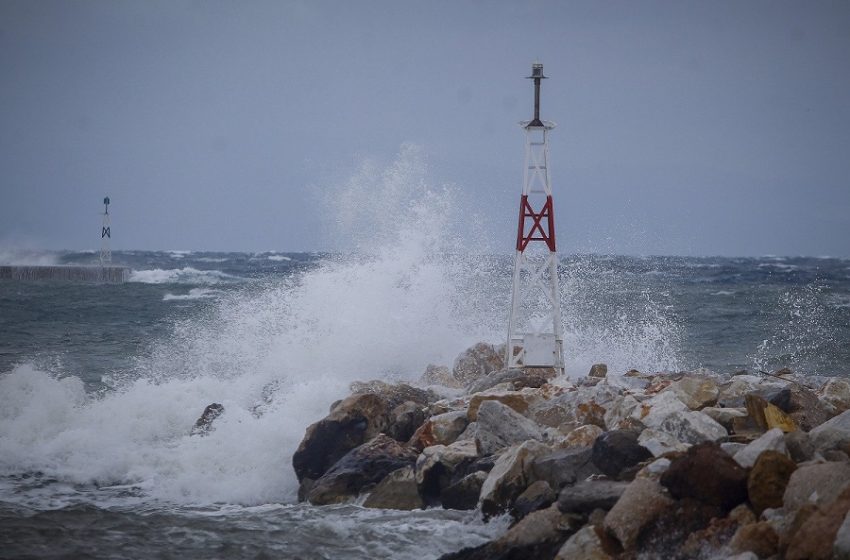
left=505, top=62, right=564, bottom=376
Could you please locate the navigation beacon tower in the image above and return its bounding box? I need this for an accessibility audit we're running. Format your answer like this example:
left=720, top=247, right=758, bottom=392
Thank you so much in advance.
left=505, top=62, right=565, bottom=376
left=100, top=196, right=112, bottom=265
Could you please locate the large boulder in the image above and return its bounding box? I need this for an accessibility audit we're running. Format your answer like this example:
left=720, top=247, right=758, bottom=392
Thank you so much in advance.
left=729, top=521, right=779, bottom=558
left=479, top=440, right=550, bottom=518
left=809, top=409, right=850, bottom=452
left=307, top=434, right=419, bottom=505
left=362, top=465, right=423, bottom=510
left=512, top=480, right=556, bottom=520
left=467, top=368, right=549, bottom=394
left=557, top=480, right=630, bottom=514
left=660, top=442, right=748, bottom=510
left=604, top=478, right=675, bottom=550
left=474, top=399, right=544, bottom=455
left=415, top=439, right=479, bottom=505
left=441, top=470, right=488, bottom=511
left=386, top=400, right=427, bottom=442
left=531, top=384, right=622, bottom=432
left=452, top=342, right=504, bottom=386
left=532, top=446, right=599, bottom=490
left=190, top=402, right=225, bottom=436
left=293, top=392, right=390, bottom=483
left=785, top=487, right=850, bottom=560
left=656, top=410, right=728, bottom=445
left=409, top=410, right=469, bottom=449
left=783, top=461, right=850, bottom=511
left=664, top=375, right=719, bottom=410
left=591, top=430, right=652, bottom=479
left=747, top=450, right=797, bottom=515
left=787, top=383, right=835, bottom=431
left=467, top=388, right=543, bottom=421
left=733, top=428, right=788, bottom=468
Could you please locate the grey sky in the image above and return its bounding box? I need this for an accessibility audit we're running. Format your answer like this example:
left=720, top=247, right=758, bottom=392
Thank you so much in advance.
left=1, top=0, right=848, bottom=256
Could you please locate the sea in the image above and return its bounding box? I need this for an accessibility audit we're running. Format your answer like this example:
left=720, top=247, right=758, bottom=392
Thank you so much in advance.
left=1, top=247, right=849, bottom=559
left=1, top=150, right=849, bottom=558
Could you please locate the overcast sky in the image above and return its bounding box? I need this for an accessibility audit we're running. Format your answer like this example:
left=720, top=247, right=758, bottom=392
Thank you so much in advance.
left=1, top=0, right=848, bottom=256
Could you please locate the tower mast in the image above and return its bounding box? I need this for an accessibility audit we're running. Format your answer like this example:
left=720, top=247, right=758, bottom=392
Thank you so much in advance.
left=505, top=62, right=565, bottom=376
left=100, top=196, right=111, bottom=265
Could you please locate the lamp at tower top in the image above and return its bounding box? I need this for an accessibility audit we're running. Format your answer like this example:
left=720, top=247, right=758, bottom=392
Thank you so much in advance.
left=526, top=62, right=547, bottom=128
left=103, top=197, right=110, bottom=213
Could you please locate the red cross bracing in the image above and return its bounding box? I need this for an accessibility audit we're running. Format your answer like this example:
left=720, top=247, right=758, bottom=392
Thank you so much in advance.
left=516, top=194, right=556, bottom=252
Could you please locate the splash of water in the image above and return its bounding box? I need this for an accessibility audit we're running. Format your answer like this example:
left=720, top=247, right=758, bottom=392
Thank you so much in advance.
left=0, top=144, right=683, bottom=507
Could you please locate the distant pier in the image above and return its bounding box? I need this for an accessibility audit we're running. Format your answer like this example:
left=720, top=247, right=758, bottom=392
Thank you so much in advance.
left=0, top=265, right=130, bottom=283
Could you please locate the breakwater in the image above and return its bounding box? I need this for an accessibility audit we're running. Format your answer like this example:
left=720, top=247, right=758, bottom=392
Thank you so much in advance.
left=0, top=265, right=130, bottom=283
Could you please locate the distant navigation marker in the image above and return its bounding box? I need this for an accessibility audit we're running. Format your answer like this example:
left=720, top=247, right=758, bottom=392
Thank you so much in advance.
left=100, top=196, right=111, bottom=265
left=505, top=62, right=565, bottom=376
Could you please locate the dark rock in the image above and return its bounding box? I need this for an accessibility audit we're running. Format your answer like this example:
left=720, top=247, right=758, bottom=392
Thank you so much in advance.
left=441, top=470, right=488, bottom=510
left=479, top=440, right=549, bottom=519
left=386, top=400, right=426, bottom=442
left=307, top=434, right=418, bottom=505
left=532, top=446, right=599, bottom=490
left=750, top=386, right=792, bottom=412
left=408, top=410, right=469, bottom=450
left=747, top=450, right=797, bottom=515
left=591, top=430, right=652, bottom=479
left=190, top=403, right=224, bottom=436
left=604, top=478, right=674, bottom=551
left=362, top=465, right=423, bottom=510
left=416, top=440, right=479, bottom=506
left=512, top=480, right=556, bottom=520
left=348, top=380, right=437, bottom=409
left=660, top=441, right=748, bottom=510
left=293, top=392, right=390, bottom=483
left=557, top=480, right=630, bottom=514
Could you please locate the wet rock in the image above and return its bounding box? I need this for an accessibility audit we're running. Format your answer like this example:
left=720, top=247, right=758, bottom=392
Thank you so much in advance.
left=809, top=409, right=850, bottom=452
left=562, top=424, right=604, bottom=448
left=452, top=342, right=504, bottom=386
left=479, top=440, right=550, bottom=518
left=557, top=480, right=630, bottom=514
left=660, top=441, right=748, bottom=510
left=637, top=497, right=725, bottom=557
left=750, top=386, right=792, bottom=411
left=783, top=461, right=850, bottom=510
left=349, top=380, right=437, bottom=409
left=733, top=427, right=788, bottom=468
left=555, top=525, right=617, bottom=560
left=748, top=450, right=797, bottom=515
left=293, top=392, right=392, bottom=482
left=512, top=480, right=556, bottom=520
left=474, top=399, right=544, bottom=456
left=821, top=378, right=850, bottom=413
left=638, top=428, right=689, bottom=457
left=604, top=477, right=674, bottom=550
left=531, top=446, right=599, bottom=490
left=190, top=402, right=224, bottom=436
left=589, top=363, right=608, bottom=378
left=415, top=440, right=479, bottom=505
left=665, top=376, right=719, bottom=410
left=363, top=465, right=423, bottom=510
left=591, top=430, right=652, bottom=478
left=721, top=442, right=747, bottom=456
left=440, top=470, right=487, bottom=510
left=729, top=521, right=779, bottom=558
left=408, top=410, right=468, bottom=449
left=386, top=400, right=426, bottom=442
left=487, top=504, right=582, bottom=560
left=786, top=487, right=850, bottom=560
left=307, top=434, right=419, bottom=505
left=785, top=429, right=815, bottom=462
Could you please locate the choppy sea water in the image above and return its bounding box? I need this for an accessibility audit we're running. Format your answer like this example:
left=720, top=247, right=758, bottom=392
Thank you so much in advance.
left=1, top=248, right=848, bottom=558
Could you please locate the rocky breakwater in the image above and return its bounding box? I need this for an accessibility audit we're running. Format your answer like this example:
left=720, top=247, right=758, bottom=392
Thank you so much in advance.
left=291, top=342, right=850, bottom=559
